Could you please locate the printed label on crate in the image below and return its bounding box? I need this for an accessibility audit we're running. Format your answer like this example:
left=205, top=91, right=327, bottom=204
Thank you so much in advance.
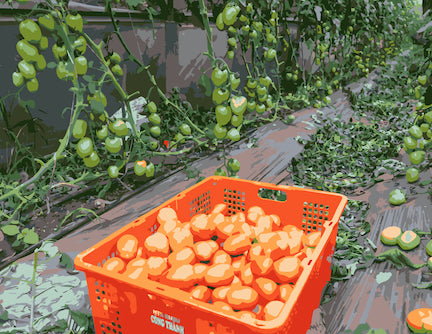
left=151, top=309, right=185, bottom=334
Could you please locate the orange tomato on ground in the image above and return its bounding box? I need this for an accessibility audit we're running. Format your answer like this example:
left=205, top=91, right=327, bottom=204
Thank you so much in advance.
left=407, top=308, right=432, bottom=333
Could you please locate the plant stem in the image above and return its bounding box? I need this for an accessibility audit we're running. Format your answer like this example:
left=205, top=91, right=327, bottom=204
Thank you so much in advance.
left=197, top=0, right=216, bottom=67
left=29, top=251, right=38, bottom=334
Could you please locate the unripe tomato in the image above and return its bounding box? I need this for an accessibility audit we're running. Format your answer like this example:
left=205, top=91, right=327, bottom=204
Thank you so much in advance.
left=222, top=5, right=238, bottom=26
left=56, top=61, right=69, bottom=80
left=231, top=114, right=243, bottom=127
left=230, top=73, right=240, bottom=90
left=26, top=77, right=39, bottom=93
left=227, top=128, right=240, bottom=142
left=227, top=158, right=240, bottom=172
left=72, top=119, right=88, bottom=139
left=146, top=162, right=155, bottom=177
left=112, top=120, right=128, bottom=137
left=88, top=91, right=107, bottom=107
left=215, top=105, right=232, bottom=126
left=149, top=113, right=161, bottom=125
left=96, top=126, right=108, bottom=139
left=227, top=51, right=234, bottom=60
left=150, top=126, right=161, bottom=138
left=247, top=78, right=257, bottom=89
left=35, top=55, right=46, bottom=71
left=180, top=123, right=191, bottom=136
left=247, top=100, right=256, bottom=111
left=12, top=72, right=24, bottom=87
left=214, top=167, right=227, bottom=176
left=214, top=124, right=227, bottom=139
left=39, top=36, right=49, bottom=50
left=38, top=14, right=55, bottom=31
left=212, top=88, right=230, bottom=105
left=76, top=137, right=93, bottom=158
left=409, top=150, right=425, bottom=165
left=105, top=137, right=122, bottom=154
left=147, top=101, right=157, bottom=113
left=406, top=168, right=419, bottom=183
left=111, top=64, right=123, bottom=77
left=73, top=36, right=87, bottom=54
left=108, top=165, right=119, bottom=178
left=52, top=44, right=66, bottom=60
left=110, top=52, right=121, bottom=64
left=75, top=56, right=88, bottom=75
left=211, top=68, right=228, bottom=87
left=16, top=40, right=39, bottom=62
left=19, top=19, right=42, bottom=43
left=18, top=60, right=36, bottom=79
left=256, top=103, right=266, bottom=114
left=134, top=160, right=147, bottom=176
left=216, top=13, right=225, bottom=31
left=83, top=151, right=100, bottom=168
left=66, top=13, right=83, bottom=32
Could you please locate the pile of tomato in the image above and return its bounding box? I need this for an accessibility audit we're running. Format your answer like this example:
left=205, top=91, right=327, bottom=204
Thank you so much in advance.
left=102, top=203, right=322, bottom=323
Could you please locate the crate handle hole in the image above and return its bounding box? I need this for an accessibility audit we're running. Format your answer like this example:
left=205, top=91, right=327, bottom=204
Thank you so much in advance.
left=258, top=188, right=287, bottom=202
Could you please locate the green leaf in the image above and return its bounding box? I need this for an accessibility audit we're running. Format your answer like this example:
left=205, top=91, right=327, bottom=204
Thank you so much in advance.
left=353, top=323, right=370, bottom=334
left=0, top=309, right=8, bottom=322
left=69, top=308, right=90, bottom=329
left=59, top=252, right=76, bottom=271
left=199, top=73, right=212, bottom=97
left=23, top=229, right=39, bottom=245
left=40, top=319, right=68, bottom=333
left=413, top=281, right=432, bottom=289
left=127, top=0, right=143, bottom=8
left=90, top=99, right=105, bottom=114
left=1, top=224, right=20, bottom=236
left=47, top=62, right=57, bottom=69
left=82, top=74, right=93, bottom=82
left=374, top=248, right=426, bottom=269
left=19, top=98, right=35, bottom=109
left=419, top=179, right=432, bottom=186
left=88, top=81, right=96, bottom=95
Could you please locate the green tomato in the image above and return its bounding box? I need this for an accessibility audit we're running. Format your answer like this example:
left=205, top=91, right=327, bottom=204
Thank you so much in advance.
left=112, top=64, right=123, bottom=77
left=227, top=51, right=234, bottom=60
left=216, top=13, right=225, bottom=31
left=247, top=100, right=256, bottom=111
left=222, top=5, right=238, bottom=26
left=266, top=48, right=277, bottom=61
left=389, top=189, right=406, bottom=206
left=147, top=101, right=157, bottom=113
left=66, top=13, right=83, bottom=32
left=227, top=158, right=240, bottom=172
left=257, top=85, right=267, bottom=96
left=19, top=19, right=42, bottom=43
left=286, top=114, right=295, bottom=124
left=259, top=76, right=272, bottom=88
left=150, top=126, right=161, bottom=138
left=56, top=61, right=68, bottom=80
left=418, top=75, right=427, bottom=86
left=18, top=60, right=36, bottom=79
left=88, top=91, right=107, bottom=107
left=211, top=68, right=228, bottom=87
left=256, top=103, right=266, bottom=114
left=424, top=111, right=432, bottom=124
left=323, top=96, right=332, bottom=105
left=180, top=123, right=191, bottom=136
left=409, top=150, right=426, bottom=165
left=105, top=137, right=122, bottom=154
left=406, top=168, right=419, bottom=183
left=39, top=36, right=48, bottom=50
left=75, top=56, right=88, bottom=75
left=16, top=40, right=39, bottom=62
left=316, top=80, right=322, bottom=88
left=112, top=120, right=128, bottom=137
left=230, top=73, right=240, bottom=90
left=149, top=113, right=161, bottom=125
left=404, top=136, right=418, bottom=150
left=420, top=123, right=430, bottom=133
left=38, top=14, right=55, bottom=31
left=108, top=165, right=119, bottom=178
left=258, top=94, right=267, bottom=103
left=212, top=88, right=230, bottom=105
left=134, top=160, right=147, bottom=176
left=26, top=77, right=39, bottom=93
left=72, top=119, right=88, bottom=139
left=35, top=55, right=46, bottom=71
left=253, top=21, right=263, bottom=32
left=247, top=78, right=257, bottom=89
left=249, top=29, right=258, bottom=39
left=110, top=52, right=121, bottom=64
left=52, top=43, right=66, bottom=60
left=231, top=114, right=243, bottom=127
left=76, top=137, right=93, bottom=158
left=214, top=167, right=227, bottom=176
left=242, top=25, right=250, bottom=33
left=214, top=124, right=227, bottom=139
left=12, top=71, right=24, bottom=87
left=73, top=36, right=87, bottom=54
left=409, top=125, right=423, bottom=139
left=83, top=151, right=100, bottom=168
left=146, top=162, right=155, bottom=177
left=96, top=126, right=108, bottom=139
left=230, top=96, right=247, bottom=115
left=215, top=105, right=232, bottom=126
left=228, top=37, right=237, bottom=48
left=227, top=128, right=240, bottom=142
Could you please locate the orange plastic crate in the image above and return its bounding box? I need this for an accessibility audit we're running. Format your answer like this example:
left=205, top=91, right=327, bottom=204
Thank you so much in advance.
left=75, top=176, right=347, bottom=334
